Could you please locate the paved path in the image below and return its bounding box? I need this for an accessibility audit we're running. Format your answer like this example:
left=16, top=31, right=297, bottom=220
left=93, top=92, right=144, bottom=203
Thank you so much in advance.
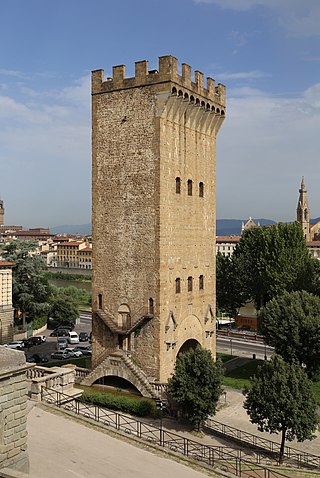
left=27, top=404, right=214, bottom=478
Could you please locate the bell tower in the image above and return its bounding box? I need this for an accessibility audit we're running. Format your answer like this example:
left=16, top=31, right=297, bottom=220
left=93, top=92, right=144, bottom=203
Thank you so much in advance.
left=297, top=177, right=310, bottom=240
left=0, top=198, right=4, bottom=226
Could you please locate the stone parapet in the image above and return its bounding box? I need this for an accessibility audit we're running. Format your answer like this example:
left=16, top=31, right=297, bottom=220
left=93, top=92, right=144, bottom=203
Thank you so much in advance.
left=0, top=348, right=30, bottom=474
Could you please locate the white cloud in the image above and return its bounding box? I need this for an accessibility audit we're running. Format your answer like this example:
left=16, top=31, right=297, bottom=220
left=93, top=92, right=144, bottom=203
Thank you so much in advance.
left=219, top=70, right=269, bottom=81
left=194, top=0, right=320, bottom=37
left=216, top=82, right=320, bottom=221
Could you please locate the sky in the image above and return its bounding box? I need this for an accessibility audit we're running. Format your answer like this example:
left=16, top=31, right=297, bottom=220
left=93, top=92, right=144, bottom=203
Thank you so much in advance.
left=0, top=0, right=320, bottom=228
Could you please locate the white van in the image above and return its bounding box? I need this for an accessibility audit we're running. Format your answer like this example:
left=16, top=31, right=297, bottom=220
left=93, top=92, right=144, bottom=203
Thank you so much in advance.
left=68, top=331, right=79, bottom=344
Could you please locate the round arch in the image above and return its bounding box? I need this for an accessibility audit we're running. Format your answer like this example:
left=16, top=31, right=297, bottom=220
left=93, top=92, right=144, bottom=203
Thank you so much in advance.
left=93, top=375, right=142, bottom=396
left=177, top=338, right=201, bottom=356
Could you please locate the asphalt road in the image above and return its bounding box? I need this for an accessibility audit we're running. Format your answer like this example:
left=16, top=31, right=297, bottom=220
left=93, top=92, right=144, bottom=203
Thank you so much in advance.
left=217, top=336, right=274, bottom=360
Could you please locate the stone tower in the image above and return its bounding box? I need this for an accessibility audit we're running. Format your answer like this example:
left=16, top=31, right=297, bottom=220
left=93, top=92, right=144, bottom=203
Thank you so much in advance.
left=297, top=176, right=310, bottom=240
left=0, top=199, right=4, bottom=226
left=90, top=56, right=226, bottom=392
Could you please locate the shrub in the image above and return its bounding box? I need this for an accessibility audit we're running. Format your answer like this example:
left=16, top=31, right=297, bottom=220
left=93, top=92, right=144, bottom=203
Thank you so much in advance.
left=32, top=315, right=48, bottom=330
left=80, top=390, right=156, bottom=417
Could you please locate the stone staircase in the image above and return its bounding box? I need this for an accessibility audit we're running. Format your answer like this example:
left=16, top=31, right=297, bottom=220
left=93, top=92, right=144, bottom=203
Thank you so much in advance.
left=80, top=350, right=158, bottom=399
left=96, top=309, right=153, bottom=335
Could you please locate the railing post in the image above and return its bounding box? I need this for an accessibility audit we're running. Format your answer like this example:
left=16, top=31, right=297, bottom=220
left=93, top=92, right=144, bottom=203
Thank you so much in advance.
left=184, top=438, right=188, bottom=457
left=116, top=412, right=120, bottom=430
left=137, top=421, right=141, bottom=439
left=95, top=405, right=99, bottom=422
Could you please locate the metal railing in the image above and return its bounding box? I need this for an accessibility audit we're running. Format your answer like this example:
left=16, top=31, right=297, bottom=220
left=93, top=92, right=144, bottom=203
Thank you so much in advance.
left=205, top=418, right=320, bottom=470
left=41, top=388, right=293, bottom=478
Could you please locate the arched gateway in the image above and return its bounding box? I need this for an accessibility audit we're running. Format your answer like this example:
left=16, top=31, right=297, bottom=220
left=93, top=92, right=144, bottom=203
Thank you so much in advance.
left=88, top=56, right=226, bottom=395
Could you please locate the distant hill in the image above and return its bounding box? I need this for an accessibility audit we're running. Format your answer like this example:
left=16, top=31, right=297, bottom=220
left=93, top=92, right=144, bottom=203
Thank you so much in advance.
left=216, top=219, right=276, bottom=236
left=50, top=223, right=92, bottom=235
left=50, top=217, right=316, bottom=237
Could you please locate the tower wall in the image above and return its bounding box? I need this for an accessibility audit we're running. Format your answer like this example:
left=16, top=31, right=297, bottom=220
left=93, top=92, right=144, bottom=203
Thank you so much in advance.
left=92, top=56, right=225, bottom=383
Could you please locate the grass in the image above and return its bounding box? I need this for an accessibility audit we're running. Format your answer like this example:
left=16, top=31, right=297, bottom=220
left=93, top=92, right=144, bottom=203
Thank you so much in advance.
left=216, top=352, right=235, bottom=363
left=222, top=358, right=320, bottom=405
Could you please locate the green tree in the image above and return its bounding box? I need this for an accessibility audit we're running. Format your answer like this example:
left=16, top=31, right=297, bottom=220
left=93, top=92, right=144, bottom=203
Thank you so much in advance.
left=49, top=294, right=79, bottom=323
left=233, top=222, right=318, bottom=309
left=167, top=347, right=223, bottom=431
left=216, top=252, right=248, bottom=317
left=259, top=290, right=320, bottom=378
left=1, top=241, right=50, bottom=326
left=244, top=355, right=319, bottom=464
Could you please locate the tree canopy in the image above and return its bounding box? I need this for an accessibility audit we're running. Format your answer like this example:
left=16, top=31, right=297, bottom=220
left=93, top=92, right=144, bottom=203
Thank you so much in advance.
left=218, top=222, right=319, bottom=311
left=259, top=290, right=320, bottom=378
left=1, top=241, right=50, bottom=325
left=216, top=252, right=247, bottom=317
left=244, top=355, right=319, bottom=463
left=167, top=347, right=223, bottom=430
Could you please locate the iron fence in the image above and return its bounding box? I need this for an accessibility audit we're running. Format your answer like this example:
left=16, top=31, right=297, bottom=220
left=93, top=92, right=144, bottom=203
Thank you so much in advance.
left=205, top=418, right=320, bottom=470
left=41, top=388, right=293, bottom=478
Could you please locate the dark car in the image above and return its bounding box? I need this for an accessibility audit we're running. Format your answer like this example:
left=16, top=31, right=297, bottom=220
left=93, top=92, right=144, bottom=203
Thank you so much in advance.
left=79, top=332, right=89, bottom=342
left=47, top=318, right=75, bottom=330
left=50, top=328, right=69, bottom=337
left=73, top=346, right=92, bottom=356
left=30, top=353, right=49, bottom=364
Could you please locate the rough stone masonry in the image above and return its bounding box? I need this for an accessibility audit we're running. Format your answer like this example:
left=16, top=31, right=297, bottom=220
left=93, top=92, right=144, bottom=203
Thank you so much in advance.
left=91, top=56, right=226, bottom=386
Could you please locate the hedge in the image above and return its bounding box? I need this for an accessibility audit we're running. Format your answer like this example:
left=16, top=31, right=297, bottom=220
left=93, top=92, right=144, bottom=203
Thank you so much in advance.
left=80, top=390, right=157, bottom=417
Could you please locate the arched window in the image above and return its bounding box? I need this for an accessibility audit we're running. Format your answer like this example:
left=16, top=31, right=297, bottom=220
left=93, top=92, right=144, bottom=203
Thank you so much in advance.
left=176, top=177, right=181, bottom=194
left=199, top=275, right=204, bottom=290
left=188, top=276, right=193, bottom=292
left=199, top=182, right=204, bottom=198
left=175, top=278, right=181, bottom=294
left=188, top=180, right=193, bottom=196
left=98, top=294, right=102, bottom=309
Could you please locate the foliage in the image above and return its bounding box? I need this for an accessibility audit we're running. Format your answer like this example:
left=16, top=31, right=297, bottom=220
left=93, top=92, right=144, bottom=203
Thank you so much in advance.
left=259, top=290, right=320, bottom=378
left=49, top=294, right=79, bottom=323
left=216, top=252, right=248, bottom=316
left=80, top=390, right=156, bottom=417
left=43, top=270, right=91, bottom=282
left=232, top=222, right=319, bottom=309
left=216, top=353, right=235, bottom=363
left=223, top=359, right=264, bottom=390
left=244, top=355, right=319, bottom=463
left=167, top=347, right=223, bottom=430
left=31, top=315, right=48, bottom=330
left=47, top=356, right=91, bottom=369
left=1, top=241, right=50, bottom=325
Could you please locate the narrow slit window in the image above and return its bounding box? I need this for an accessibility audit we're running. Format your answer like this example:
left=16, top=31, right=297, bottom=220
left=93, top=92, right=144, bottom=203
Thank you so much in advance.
left=199, top=182, right=204, bottom=197
left=175, top=278, right=181, bottom=294
left=188, top=180, right=193, bottom=196
left=188, top=276, right=193, bottom=292
left=98, top=294, right=103, bottom=309
left=176, top=177, right=181, bottom=194
left=199, top=275, right=204, bottom=290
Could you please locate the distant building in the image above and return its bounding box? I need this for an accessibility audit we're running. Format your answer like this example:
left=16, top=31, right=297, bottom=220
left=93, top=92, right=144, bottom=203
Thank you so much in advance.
left=216, top=235, right=240, bottom=257
left=53, top=239, right=92, bottom=269
left=0, top=199, right=4, bottom=226
left=296, top=177, right=320, bottom=259
left=0, top=260, right=14, bottom=344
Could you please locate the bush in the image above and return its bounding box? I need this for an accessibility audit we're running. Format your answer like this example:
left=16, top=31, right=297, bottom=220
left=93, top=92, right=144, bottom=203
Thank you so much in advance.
left=80, top=390, right=156, bottom=417
left=32, top=316, right=48, bottom=330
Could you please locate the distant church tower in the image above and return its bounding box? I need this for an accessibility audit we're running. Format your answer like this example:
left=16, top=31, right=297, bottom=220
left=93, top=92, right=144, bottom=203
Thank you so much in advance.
left=86, top=56, right=226, bottom=395
left=0, top=199, right=4, bottom=226
left=297, top=177, right=310, bottom=240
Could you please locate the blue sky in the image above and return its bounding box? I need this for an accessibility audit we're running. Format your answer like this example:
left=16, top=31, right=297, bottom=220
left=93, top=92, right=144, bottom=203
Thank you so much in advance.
left=0, top=0, right=320, bottom=227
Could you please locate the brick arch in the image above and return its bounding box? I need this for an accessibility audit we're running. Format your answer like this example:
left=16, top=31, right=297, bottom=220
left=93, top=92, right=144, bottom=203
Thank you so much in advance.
left=175, top=313, right=204, bottom=350
left=81, top=358, right=153, bottom=397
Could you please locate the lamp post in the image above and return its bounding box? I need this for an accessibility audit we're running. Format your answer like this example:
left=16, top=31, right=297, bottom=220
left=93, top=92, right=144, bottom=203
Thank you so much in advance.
left=230, top=338, right=233, bottom=356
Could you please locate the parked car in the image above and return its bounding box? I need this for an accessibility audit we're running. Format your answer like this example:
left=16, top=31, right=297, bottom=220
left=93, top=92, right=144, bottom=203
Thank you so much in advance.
left=56, top=338, right=68, bottom=350
left=64, top=348, right=83, bottom=358
left=47, top=317, right=75, bottom=330
left=33, top=335, right=46, bottom=343
left=50, top=351, right=70, bottom=360
left=68, top=331, right=79, bottom=344
left=73, top=346, right=92, bottom=356
left=29, top=353, right=49, bottom=364
left=4, top=341, right=24, bottom=350
left=50, top=328, right=69, bottom=337
left=79, top=332, right=89, bottom=342
left=22, top=338, right=34, bottom=348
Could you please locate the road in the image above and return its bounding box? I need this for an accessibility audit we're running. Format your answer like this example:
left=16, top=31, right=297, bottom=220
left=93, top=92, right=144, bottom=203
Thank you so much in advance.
left=217, top=336, right=274, bottom=360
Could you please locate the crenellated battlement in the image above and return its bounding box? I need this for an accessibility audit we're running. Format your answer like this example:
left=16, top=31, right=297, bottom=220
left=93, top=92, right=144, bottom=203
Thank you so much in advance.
left=92, top=55, right=226, bottom=107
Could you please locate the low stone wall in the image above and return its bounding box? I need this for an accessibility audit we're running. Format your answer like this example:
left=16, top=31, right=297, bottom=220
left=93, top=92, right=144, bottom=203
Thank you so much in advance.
left=0, top=348, right=30, bottom=474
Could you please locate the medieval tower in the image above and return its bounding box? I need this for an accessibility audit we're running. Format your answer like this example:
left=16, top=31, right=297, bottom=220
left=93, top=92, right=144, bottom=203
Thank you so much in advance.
left=89, top=56, right=226, bottom=394
left=0, top=199, right=4, bottom=226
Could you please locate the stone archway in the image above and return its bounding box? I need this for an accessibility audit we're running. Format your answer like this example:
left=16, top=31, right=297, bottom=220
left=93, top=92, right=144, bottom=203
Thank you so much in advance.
left=177, top=338, right=201, bottom=356
left=93, top=375, right=142, bottom=396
